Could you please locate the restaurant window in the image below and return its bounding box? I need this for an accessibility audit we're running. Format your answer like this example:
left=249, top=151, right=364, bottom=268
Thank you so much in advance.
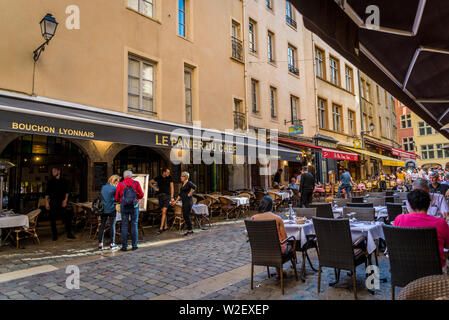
left=128, top=0, right=154, bottom=18
left=290, top=95, right=299, bottom=124
left=128, top=56, right=155, bottom=115
left=267, top=31, right=275, bottom=63
left=270, top=87, right=277, bottom=119
left=184, top=66, right=193, bottom=123
left=288, top=44, right=298, bottom=75
left=403, top=137, right=414, bottom=152
left=315, top=47, right=325, bottom=79
left=332, top=104, right=342, bottom=132
left=249, top=19, right=257, bottom=53
left=318, top=98, right=327, bottom=129
left=421, top=144, right=435, bottom=160
left=401, top=114, right=412, bottom=128
left=178, top=0, right=186, bottom=37
left=345, top=65, right=353, bottom=93
left=348, top=110, right=355, bottom=136
left=436, top=144, right=449, bottom=159
left=251, top=79, right=259, bottom=114
left=329, top=56, right=339, bottom=86
left=419, top=122, right=433, bottom=136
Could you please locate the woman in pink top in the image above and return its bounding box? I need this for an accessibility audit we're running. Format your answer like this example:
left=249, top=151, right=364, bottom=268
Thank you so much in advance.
left=394, top=189, right=449, bottom=269
left=251, top=196, right=290, bottom=279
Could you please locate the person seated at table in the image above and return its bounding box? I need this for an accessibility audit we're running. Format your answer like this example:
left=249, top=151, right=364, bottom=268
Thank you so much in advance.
left=273, top=168, right=286, bottom=190
left=405, top=178, right=449, bottom=219
left=287, top=178, right=299, bottom=191
left=250, top=196, right=291, bottom=280
left=392, top=179, right=409, bottom=192
left=394, top=190, right=449, bottom=270
left=429, top=172, right=449, bottom=197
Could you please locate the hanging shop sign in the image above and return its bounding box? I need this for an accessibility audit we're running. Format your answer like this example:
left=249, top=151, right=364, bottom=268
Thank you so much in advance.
left=353, top=140, right=362, bottom=149
left=289, top=124, right=304, bottom=135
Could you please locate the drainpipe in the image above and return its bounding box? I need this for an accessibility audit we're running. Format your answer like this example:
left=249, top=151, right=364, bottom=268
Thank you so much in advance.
left=357, top=69, right=366, bottom=179
left=310, top=33, right=322, bottom=183
left=242, top=0, right=250, bottom=189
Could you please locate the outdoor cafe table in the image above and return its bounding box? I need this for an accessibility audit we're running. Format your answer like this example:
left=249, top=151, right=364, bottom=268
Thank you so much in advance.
left=283, top=219, right=385, bottom=254
left=0, top=211, right=29, bottom=246
left=222, top=196, right=249, bottom=207
left=332, top=206, right=389, bottom=221
left=274, top=191, right=292, bottom=201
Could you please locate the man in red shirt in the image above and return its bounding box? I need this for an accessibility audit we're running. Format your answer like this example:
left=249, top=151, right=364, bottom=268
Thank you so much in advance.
left=394, top=189, right=449, bottom=270
left=115, top=170, right=144, bottom=251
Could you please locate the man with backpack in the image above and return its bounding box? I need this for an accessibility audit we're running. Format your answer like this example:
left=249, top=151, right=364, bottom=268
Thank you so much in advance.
left=115, top=170, right=144, bottom=251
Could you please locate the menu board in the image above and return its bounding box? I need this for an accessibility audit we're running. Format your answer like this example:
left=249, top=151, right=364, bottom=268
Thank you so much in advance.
left=132, top=174, right=149, bottom=212
left=94, top=162, right=108, bottom=191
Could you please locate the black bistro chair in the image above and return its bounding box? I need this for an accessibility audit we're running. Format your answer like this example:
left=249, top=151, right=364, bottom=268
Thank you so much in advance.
left=343, top=207, right=376, bottom=221
left=386, top=203, right=404, bottom=224
left=309, top=203, right=334, bottom=219
left=244, top=220, right=299, bottom=295
left=347, top=202, right=374, bottom=208
left=382, top=225, right=442, bottom=300
left=351, top=197, right=365, bottom=203
left=313, top=217, right=371, bottom=299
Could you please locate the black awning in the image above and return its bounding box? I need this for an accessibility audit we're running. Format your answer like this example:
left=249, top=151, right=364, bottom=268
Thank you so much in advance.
left=0, top=93, right=302, bottom=163
left=292, top=0, right=449, bottom=139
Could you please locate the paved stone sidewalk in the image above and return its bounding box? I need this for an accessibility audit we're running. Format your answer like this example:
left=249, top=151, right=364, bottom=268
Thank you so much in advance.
left=0, top=224, right=393, bottom=300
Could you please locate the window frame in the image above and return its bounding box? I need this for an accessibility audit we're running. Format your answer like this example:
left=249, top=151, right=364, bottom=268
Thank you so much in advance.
left=318, top=97, right=328, bottom=129
left=290, top=95, right=299, bottom=124
left=345, top=65, right=353, bottom=93
left=128, top=0, right=154, bottom=18
left=127, top=55, right=156, bottom=115
left=329, top=55, right=340, bottom=86
left=267, top=31, right=275, bottom=63
left=248, top=19, right=257, bottom=54
left=184, top=66, right=193, bottom=124
left=251, top=79, right=259, bottom=114
left=178, top=0, right=186, bottom=37
left=270, top=86, right=277, bottom=119
left=348, top=109, right=355, bottom=136
left=315, top=46, right=325, bottom=79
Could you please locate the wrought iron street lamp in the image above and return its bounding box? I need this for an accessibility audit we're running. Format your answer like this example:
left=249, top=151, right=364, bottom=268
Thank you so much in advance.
left=33, top=14, right=58, bottom=62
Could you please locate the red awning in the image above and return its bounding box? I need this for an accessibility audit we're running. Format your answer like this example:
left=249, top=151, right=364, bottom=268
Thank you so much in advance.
left=391, top=147, right=420, bottom=160
left=322, top=148, right=358, bottom=161
left=278, top=138, right=358, bottom=161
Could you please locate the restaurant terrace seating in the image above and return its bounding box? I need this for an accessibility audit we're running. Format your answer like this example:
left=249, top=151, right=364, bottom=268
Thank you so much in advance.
left=397, top=275, right=449, bottom=300
left=343, top=207, right=376, bottom=221
left=366, top=197, right=385, bottom=207
left=334, top=198, right=350, bottom=207
left=386, top=203, right=404, bottom=224
left=347, top=202, right=374, bottom=208
left=313, top=217, right=370, bottom=299
left=244, top=219, right=299, bottom=295
left=11, top=209, right=41, bottom=249
left=351, top=197, right=365, bottom=203
left=382, top=225, right=442, bottom=300
left=218, top=196, right=239, bottom=220
left=308, top=203, right=333, bottom=219
left=368, top=192, right=386, bottom=198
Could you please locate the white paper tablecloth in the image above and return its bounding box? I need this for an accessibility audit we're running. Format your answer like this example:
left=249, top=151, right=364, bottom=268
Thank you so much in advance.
left=226, top=196, right=249, bottom=207
left=192, top=204, right=209, bottom=216
left=276, top=192, right=291, bottom=200
left=0, top=214, right=29, bottom=230
left=284, top=220, right=385, bottom=254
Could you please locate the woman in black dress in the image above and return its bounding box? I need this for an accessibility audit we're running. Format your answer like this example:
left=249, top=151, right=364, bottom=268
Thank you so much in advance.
left=172, top=171, right=197, bottom=236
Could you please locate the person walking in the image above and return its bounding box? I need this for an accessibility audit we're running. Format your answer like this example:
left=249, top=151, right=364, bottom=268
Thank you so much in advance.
left=45, top=167, right=75, bottom=241
left=172, top=172, right=197, bottom=236
left=98, top=175, right=120, bottom=251
left=115, top=170, right=144, bottom=251
left=150, top=168, right=174, bottom=235
left=337, top=168, right=354, bottom=199
left=299, top=166, right=315, bottom=208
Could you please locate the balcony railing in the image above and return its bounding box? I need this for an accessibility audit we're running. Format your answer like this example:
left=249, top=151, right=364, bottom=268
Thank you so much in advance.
left=286, top=15, right=297, bottom=29
left=288, top=64, right=299, bottom=76
left=234, top=111, right=246, bottom=131
left=231, top=37, right=243, bottom=62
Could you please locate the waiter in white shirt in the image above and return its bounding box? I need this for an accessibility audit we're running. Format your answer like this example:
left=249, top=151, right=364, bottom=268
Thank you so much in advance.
left=406, top=178, right=449, bottom=219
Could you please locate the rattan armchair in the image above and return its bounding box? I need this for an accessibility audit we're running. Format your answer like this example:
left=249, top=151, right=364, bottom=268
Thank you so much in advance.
left=313, top=217, right=370, bottom=299
left=11, top=209, right=41, bottom=249
left=197, top=199, right=212, bottom=228
left=309, top=203, right=334, bottom=219
left=366, top=197, right=385, bottom=207
left=218, top=196, right=239, bottom=220
left=347, top=202, right=374, bottom=208
left=397, top=275, right=449, bottom=300
left=334, top=198, right=350, bottom=207
left=386, top=203, right=403, bottom=224
left=382, top=225, right=442, bottom=300
left=244, top=219, right=299, bottom=295
left=205, top=195, right=221, bottom=218
left=343, top=207, right=376, bottom=221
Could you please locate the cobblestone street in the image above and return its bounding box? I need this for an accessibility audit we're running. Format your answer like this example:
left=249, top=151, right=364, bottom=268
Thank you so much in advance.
left=0, top=221, right=392, bottom=300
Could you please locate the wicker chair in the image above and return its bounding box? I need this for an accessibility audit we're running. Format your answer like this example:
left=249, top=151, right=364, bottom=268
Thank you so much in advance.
left=334, top=198, right=350, bottom=207
left=397, top=275, right=449, bottom=300
left=351, top=197, right=365, bottom=203
left=236, top=193, right=251, bottom=215
left=343, top=207, right=376, bottom=221
left=366, top=197, right=385, bottom=207
left=382, top=225, right=442, bottom=300
left=347, top=202, right=374, bottom=208
left=254, top=191, right=266, bottom=209
left=386, top=190, right=395, bottom=196
left=11, top=209, right=41, bottom=249
left=244, top=219, right=299, bottom=295
left=267, top=192, right=283, bottom=212
left=218, top=196, right=239, bottom=220
left=196, top=199, right=212, bottom=229
left=368, top=192, right=386, bottom=198
left=169, top=204, right=184, bottom=232
left=313, top=217, right=370, bottom=299
left=292, top=208, right=317, bottom=219
left=386, top=203, right=403, bottom=224
left=309, top=203, right=334, bottom=219
left=205, top=195, right=221, bottom=218
left=384, top=196, right=395, bottom=204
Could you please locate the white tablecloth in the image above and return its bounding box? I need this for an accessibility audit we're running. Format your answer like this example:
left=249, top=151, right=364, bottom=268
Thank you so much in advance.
left=192, top=204, right=209, bottom=216
left=284, top=220, right=385, bottom=254
left=276, top=192, right=291, bottom=200
left=226, top=196, right=249, bottom=207
left=283, top=220, right=315, bottom=248
left=0, top=214, right=29, bottom=230
left=332, top=206, right=388, bottom=220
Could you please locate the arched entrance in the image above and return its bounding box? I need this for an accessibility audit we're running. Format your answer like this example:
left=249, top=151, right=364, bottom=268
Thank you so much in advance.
left=1, top=134, right=89, bottom=214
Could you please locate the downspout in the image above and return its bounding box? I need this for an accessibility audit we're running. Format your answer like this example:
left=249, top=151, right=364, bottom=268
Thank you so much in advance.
left=357, top=69, right=366, bottom=179
left=242, top=0, right=251, bottom=189
left=310, top=33, right=321, bottom=183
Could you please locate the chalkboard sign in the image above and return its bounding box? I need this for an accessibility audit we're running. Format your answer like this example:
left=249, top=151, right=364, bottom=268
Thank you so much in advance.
left=94, top=162, right=108, bottom=191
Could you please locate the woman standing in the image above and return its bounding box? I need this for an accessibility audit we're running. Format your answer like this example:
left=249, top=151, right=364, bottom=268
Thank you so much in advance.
left=98, top=175, right=120, bottom=250
left=172, top=172, right=197, bottom=236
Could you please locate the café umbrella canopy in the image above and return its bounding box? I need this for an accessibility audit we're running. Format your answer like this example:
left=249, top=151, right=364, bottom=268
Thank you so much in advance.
left=40, top=13, right=58, bottom=41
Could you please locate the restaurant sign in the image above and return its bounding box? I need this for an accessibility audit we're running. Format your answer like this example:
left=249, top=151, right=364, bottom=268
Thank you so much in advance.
left=322, top=149, right=358, bottom=161
left=289, top=124, right=304, bottom=135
